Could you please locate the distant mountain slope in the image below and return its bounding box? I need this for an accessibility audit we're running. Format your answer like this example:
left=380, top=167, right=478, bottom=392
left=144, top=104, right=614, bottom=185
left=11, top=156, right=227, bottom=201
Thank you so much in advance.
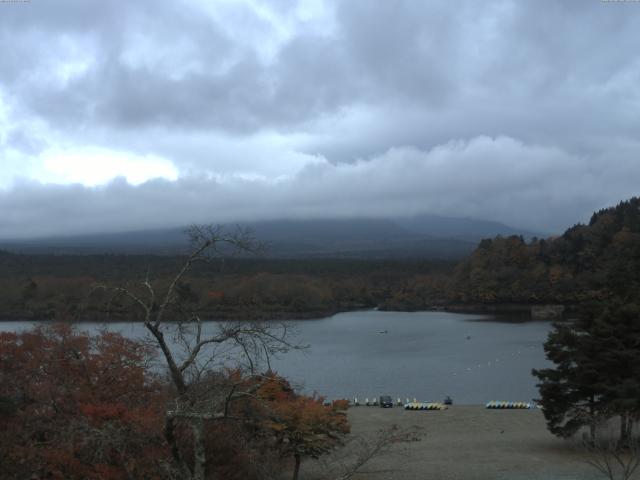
left=0, top=215, right=538, bottom=259
left=396, top=214, right=541, bottom=242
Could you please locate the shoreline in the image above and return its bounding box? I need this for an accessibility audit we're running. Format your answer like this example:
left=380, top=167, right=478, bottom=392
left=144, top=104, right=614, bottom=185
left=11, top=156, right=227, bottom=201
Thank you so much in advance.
left=0, top=303, right=566, bottom=323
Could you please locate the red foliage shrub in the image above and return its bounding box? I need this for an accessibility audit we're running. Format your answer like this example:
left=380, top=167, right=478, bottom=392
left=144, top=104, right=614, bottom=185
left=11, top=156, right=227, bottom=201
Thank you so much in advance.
left=0, top=324, right=169, bottom=479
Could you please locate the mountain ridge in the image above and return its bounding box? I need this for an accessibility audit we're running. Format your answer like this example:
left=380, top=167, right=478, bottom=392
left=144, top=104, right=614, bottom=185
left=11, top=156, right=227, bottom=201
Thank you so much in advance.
left=0, top=215, right=543, bottom=259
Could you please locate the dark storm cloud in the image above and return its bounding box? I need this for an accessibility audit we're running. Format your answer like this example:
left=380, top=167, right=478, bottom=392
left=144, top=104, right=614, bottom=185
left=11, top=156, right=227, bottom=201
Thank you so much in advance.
left=6, top=0, right=634, bottom=139
left=0, top=0, right=356, bottom=132
left=0, top=0, right=639, bottom=237
left=0, top=0, right=636, bottom=140
left=302, top=0, right=640, bottom=160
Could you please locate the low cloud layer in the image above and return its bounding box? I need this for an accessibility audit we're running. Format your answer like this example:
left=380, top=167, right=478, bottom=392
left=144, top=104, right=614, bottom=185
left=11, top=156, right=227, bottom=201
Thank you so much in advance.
left=2, top=136, right=639, bottom=239
left=0, top=0, right=639, bottom=238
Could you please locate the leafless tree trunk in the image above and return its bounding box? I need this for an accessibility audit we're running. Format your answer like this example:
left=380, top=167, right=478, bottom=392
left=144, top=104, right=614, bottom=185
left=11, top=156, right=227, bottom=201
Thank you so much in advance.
left=293, top=453, right=302, bottom=480
left=192, top=419, right=206, bottom=480
left=97, top=225, right=299, bottom=480
left=619, top=413, right=633, bottom=447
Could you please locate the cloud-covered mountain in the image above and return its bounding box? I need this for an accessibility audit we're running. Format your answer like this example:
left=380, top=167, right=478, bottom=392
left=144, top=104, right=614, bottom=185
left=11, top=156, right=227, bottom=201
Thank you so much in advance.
left=0, top=215, right=541, bottom=259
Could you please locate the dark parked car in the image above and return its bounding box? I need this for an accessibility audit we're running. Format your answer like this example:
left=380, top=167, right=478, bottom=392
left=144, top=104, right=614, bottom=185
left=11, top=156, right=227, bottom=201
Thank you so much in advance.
left=379, top=395, right=393, bottom=408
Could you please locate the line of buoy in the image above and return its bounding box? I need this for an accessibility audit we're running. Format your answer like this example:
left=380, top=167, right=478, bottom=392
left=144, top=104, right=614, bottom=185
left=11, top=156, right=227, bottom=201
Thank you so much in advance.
left=447, top=349, right=532, bottom=378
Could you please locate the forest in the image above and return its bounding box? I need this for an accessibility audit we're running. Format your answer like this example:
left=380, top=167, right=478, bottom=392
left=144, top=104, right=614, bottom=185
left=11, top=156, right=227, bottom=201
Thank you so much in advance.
left=450, top=197, right=640, bottom=307
left=0, top=253, right=454, bottom=322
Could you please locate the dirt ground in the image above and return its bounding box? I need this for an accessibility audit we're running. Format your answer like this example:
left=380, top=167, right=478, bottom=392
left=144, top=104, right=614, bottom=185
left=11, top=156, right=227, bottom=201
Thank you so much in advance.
left=300, top=406, right=624, bottom=480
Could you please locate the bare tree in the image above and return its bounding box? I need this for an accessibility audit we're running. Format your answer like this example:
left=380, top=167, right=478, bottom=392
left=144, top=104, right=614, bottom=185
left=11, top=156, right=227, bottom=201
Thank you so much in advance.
left=581, top=425, right=640, bottom=480
left=97, top=225, right=299, bottom=480
left=308, top=425, right=423, bottom=480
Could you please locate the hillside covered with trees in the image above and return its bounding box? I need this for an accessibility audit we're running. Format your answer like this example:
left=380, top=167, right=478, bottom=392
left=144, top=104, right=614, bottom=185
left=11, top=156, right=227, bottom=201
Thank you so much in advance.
left=449, top=197, right=640, bottom=308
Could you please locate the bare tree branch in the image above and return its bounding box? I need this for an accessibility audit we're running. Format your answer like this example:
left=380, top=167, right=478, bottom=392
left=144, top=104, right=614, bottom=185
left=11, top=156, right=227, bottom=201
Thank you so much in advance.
left=92, top=223, right=299, bottom=480
left=581, top=425, right=640, bottom=480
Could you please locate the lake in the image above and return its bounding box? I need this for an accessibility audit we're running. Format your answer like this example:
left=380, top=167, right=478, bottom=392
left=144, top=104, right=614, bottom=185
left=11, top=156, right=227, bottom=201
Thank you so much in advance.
left=0, top=310, right=552, bottom=404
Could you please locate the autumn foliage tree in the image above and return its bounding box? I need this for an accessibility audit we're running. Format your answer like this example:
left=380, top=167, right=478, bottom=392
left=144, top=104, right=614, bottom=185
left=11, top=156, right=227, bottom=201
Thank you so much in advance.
left=452, top=197, right=640, bottom=307
left=256, top=374, right=350, bottom=480
left=0, top=324, right=336, bottom=480
left=0, top=324, right=168, bottom=479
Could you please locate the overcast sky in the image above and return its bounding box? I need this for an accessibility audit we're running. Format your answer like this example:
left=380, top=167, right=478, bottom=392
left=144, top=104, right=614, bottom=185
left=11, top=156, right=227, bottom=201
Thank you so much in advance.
left=1, top=0, right=639, bottom=239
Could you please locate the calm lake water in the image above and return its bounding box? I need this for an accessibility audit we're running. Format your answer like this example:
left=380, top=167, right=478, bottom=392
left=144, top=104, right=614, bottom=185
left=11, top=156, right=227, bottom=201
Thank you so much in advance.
left=0, top=310, right=551, bottom=404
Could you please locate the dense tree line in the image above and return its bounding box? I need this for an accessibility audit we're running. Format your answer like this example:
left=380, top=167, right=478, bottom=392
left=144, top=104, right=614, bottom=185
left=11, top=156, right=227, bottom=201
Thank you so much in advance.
left=451, top=197, right=640, bottom=307
left=0, top=253, right=454, bottom=321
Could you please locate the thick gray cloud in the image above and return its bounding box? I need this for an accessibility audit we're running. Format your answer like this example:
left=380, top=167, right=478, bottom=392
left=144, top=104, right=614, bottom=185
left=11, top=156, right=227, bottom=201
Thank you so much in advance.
left=0, top=0, right=639, bottom=238
left=2, top=136, right=640, bottom=239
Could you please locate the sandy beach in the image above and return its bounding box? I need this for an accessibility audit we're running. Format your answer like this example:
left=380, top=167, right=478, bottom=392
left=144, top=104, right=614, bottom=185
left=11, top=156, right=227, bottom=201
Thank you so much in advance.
left=302, top=406, right=615, bottom=480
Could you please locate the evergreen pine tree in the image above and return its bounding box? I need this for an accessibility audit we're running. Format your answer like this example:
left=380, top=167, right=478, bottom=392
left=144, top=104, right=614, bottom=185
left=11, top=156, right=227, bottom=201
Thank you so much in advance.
left=533, top=315, right=605, bottom=440
left=533, top=300, right=640, bottom=443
